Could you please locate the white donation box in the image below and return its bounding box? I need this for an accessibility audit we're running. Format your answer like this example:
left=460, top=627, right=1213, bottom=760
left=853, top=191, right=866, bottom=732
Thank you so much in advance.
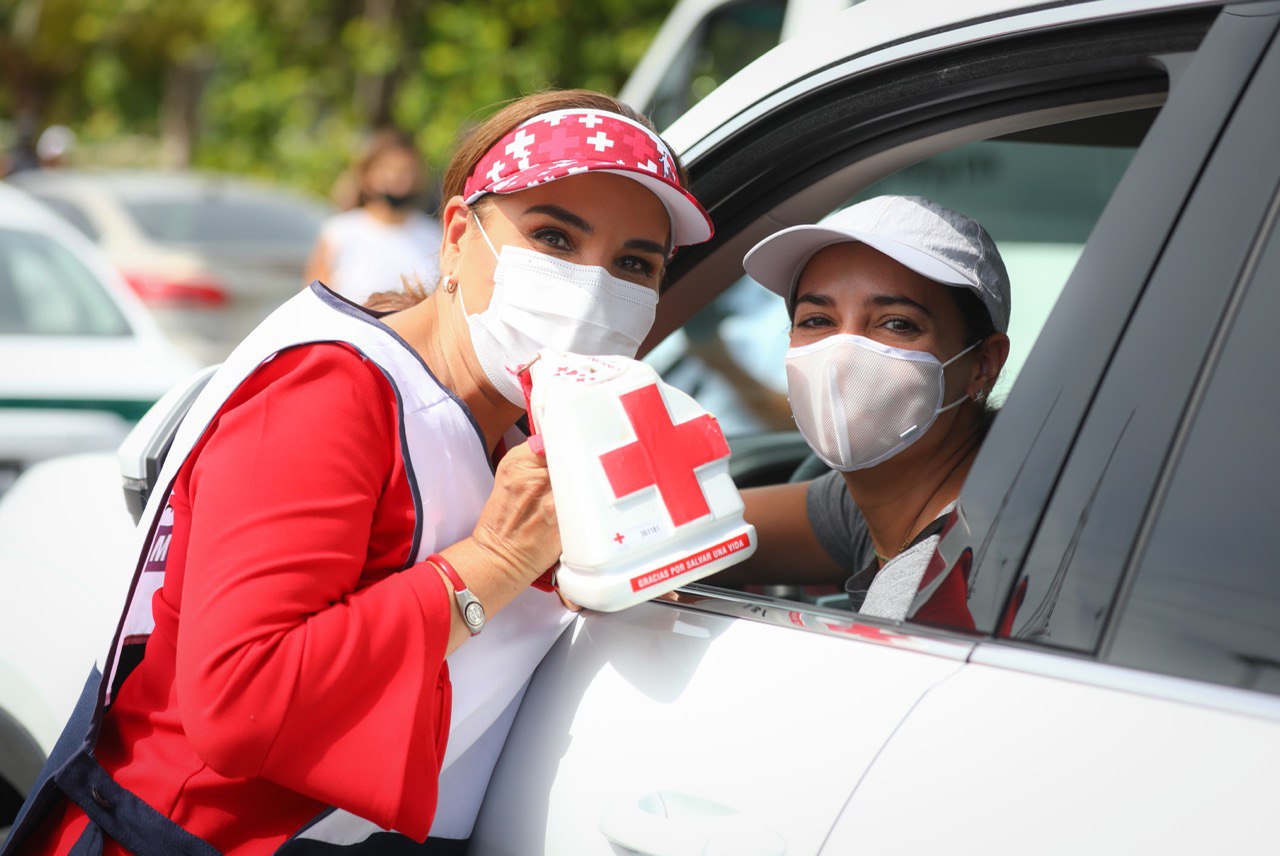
left=524, top=349, right=757, bottom=611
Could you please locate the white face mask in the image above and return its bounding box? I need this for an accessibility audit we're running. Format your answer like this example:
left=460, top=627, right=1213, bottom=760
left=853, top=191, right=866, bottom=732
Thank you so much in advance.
left=460, top=213, right=659, bottom=407
left=785, top=334, right=979, bottom=471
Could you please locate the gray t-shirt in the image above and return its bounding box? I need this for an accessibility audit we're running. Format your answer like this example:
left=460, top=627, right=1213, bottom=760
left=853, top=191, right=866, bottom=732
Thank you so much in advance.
left=805, top=470, right=875, bottom=607
left=806, top=469, right=952, bottom=615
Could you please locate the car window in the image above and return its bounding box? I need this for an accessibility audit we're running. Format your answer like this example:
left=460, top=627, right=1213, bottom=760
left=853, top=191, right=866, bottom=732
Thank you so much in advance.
left=649, top=275, right=792, bottom=437
left=123, top=195, right=321, bottom=246
left=658, top=87, right=1177, bottom=628
left=987, top=20, right=1280, bottom=650
left=655, top=127, right=1145, bottom=437
left=1104, top=206, right=1280, bottom=696
left=648, top=0, right=787, bottom=130
left=849, top=138, right=1139, bottom=399
left=0, top=228, right=132, bottom=337
left=32, top=195, right=101, bottom=242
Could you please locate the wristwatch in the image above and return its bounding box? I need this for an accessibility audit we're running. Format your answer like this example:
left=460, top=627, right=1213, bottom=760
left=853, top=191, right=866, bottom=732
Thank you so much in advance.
left=428, top=553, right=485, bottom=636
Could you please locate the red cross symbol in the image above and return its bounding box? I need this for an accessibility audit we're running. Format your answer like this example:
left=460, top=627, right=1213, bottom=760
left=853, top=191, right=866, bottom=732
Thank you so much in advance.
left=535, top=124, right=578, bottom=161
left=822, top=622, right=906, bottom=645
left=613, top=532, right=625, bottom=545
left=618, top=127, right=653, bottom=158
left=598, top=384, right=730, bottom=527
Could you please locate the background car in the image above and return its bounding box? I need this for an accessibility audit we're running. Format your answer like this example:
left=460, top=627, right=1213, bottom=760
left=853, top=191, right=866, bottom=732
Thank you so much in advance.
left=0, top=183, right=198, bottom=496
left=6, top=169, right=328, bottom=363
left=0, top=185, right=197, bottom=840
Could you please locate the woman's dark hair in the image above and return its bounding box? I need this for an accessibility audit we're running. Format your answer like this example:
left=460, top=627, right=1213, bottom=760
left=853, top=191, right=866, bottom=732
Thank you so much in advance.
left=951, top=286, right=997, bottom=344
left=949, top=286, right=1000, bottom=438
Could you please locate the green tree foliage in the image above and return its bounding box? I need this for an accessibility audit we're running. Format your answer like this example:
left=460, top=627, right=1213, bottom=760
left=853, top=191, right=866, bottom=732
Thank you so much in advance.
left=1, top=0, right=673, bottom=199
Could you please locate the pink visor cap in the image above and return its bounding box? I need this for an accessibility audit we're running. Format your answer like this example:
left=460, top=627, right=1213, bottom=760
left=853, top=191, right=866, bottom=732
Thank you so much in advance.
left=744, top=195, right=1010, bottom=333
left=463, top=108, right=714, bottom=248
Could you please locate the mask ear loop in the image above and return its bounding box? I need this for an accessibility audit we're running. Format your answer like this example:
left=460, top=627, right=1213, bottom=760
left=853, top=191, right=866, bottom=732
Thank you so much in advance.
left=469, top=206, right=501, bottom=260
left=936, top=339, right=984, bottom=414
left=457, top=206, right=502, bottom=319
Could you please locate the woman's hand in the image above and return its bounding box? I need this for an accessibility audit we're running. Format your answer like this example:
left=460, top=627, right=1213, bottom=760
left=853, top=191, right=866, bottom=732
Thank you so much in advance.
left=470, top=440, right=561, bottom=582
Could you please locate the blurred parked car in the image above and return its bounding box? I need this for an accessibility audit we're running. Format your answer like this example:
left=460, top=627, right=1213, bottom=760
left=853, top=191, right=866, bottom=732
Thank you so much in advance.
left=0, top=184, right=198, bottom=495
left=6, top=169, right=328, bottom=362
left=4, top=0, right=1280, bottom=851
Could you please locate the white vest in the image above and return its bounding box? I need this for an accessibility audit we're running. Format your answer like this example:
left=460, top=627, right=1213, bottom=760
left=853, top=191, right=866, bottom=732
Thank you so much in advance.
left=104, top=282, right=573, bottom=846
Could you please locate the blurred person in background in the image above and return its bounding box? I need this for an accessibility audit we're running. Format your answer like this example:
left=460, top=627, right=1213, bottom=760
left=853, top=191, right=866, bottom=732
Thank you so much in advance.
left=3, top=123, right=75, bottom=176
left=6, top=88, right=711, bottom=856
left=304, top=129, right=444, bottom=306
left=36, top=125, right=77, bottom=169
left=3, top=116, right=42, bottom=176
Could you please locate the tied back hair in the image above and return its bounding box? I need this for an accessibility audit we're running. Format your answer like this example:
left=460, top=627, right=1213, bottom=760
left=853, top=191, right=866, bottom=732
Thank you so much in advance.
left=951, top=287, right=1000, bottom=438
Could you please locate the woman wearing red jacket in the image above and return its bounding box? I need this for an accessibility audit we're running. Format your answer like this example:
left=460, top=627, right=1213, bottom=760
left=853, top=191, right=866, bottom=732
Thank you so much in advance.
left=6, top=89, right=712, bottom=856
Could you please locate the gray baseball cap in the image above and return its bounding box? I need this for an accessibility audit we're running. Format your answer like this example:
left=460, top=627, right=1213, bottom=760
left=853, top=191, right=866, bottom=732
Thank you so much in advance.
left=743, top=195, right=1011, bottom=333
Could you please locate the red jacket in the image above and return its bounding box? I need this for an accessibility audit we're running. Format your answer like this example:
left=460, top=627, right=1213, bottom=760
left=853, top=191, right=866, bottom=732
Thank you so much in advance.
left=28, top=344, right=453, bottom=854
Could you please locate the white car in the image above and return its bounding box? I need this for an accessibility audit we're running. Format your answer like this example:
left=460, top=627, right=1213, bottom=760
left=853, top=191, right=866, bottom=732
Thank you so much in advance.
left=5, top=0, right=1280, bottom=851
left=5, top=169, right=327, bottom=363
left=0, top=454, right=141, bottom=836
left=0, top=186, right=197, bottom=836
left=619, top=0, right=861, bottom=130
left=472, top=0, right=1280, bottom=853
left=0, top=184, right=198, bottom=494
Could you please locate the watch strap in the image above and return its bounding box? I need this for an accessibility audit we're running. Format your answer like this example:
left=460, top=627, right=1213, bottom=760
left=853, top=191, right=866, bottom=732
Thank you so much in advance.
left=428, top=552, right=467, bottom=593
left=428, top=553, right=484, bottom=635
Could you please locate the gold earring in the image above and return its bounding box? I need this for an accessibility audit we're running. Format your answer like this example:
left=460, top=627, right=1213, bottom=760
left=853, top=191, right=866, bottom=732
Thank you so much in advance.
left=443, top=276, right=458, bottom=294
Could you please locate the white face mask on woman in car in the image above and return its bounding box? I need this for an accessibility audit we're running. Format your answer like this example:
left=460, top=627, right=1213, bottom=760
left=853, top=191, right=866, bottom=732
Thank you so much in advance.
left=785, top=333, right=979, bottom=471
left=460, top=212, right=660, bottom=407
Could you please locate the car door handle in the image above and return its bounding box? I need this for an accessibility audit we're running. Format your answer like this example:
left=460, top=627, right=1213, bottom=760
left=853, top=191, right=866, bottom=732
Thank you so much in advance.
left=600, top=789, right=787, bottom=855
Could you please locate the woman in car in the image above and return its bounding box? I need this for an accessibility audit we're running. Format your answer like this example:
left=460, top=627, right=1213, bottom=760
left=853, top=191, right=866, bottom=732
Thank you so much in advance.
left=733, top=195, right=1009, bottom=626
left=9, top=90, right=712, bottom=856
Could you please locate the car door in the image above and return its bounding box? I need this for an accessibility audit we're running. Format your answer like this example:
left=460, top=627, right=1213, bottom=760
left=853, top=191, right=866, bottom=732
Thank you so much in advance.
left=470, top=5, right=1231, bottom=854
left=824, top=6, right=1280, bottom=852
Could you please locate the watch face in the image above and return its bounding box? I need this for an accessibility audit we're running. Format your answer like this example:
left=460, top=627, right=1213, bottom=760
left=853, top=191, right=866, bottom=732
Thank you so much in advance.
left=464, top=601, right=485, bottom=628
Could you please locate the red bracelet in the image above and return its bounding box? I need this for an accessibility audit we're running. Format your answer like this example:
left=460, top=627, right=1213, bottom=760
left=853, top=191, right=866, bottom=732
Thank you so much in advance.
left=428, top=553, right=464, bottom=591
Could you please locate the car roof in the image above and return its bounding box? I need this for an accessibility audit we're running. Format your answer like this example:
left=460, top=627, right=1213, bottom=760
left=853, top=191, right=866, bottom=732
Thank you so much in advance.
left=7, top=168, right=326, bottom=209
left=0, top=181, right=87, bottom=233
left=662, top=0, right=1217, bottom=157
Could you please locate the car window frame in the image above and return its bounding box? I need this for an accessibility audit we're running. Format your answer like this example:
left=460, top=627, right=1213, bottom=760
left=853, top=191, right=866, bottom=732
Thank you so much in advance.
left=984, top=8, right=1280, bottom=652
left=646, top=6, right=1248, bottom=644
left=961, top=4, right=1280, bottom=637
left=649, top=8, right=1214, bottom=345
left=1092, top=21, right=1280, bottom=687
